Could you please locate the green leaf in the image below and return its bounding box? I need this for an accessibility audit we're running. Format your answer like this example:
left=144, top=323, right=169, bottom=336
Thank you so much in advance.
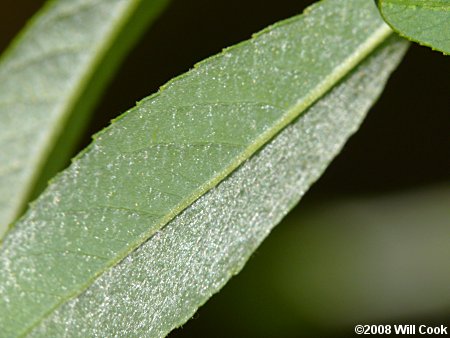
left=26, top=37, right=407, bottom=338
left=0, top=0, right=170, bottom=237
left=0, top=0, right=406, bottom=336
left=377, top=0, right=450, bottom=55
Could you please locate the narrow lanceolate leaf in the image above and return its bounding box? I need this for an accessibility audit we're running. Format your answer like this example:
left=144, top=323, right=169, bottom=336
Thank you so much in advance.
left=26, top=37, right=408, bottom=338
left=377, top=0, right=450, bottom=54
left=0, top=0, right=405, bottom=336
left=0, top=0, right=170, bottom=237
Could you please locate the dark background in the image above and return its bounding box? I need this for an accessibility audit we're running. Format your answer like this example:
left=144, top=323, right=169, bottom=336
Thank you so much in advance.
left=1, top=1, right=449, bottom=337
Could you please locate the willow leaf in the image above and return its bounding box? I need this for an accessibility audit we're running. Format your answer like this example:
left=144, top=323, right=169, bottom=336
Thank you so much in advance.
left=0, top=0, right=170, bottom=237
left=26, top=37, right=408, bottom=337
left=377, top=0, right=450, bottom=54
left=0, top=0, right=404, bottom=336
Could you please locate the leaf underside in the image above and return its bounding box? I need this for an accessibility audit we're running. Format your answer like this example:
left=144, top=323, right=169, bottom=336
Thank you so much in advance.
left=0, top=0, right=406, bottom=336
left=27, top=36, right=408, bottom=337
left=378, top=0, right=450, bottom=54
left=0, top=0, right=170, bottom=237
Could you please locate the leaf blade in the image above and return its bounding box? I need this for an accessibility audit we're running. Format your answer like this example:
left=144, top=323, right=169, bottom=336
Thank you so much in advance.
left=28, top=36, right=409, bottom=338
left=377, top=0, right=450, bottom=54
left=0, top=0, right=401, bottom=336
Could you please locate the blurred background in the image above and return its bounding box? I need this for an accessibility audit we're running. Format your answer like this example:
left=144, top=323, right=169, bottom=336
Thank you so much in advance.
left=1, top=1, right=449, bottom=337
